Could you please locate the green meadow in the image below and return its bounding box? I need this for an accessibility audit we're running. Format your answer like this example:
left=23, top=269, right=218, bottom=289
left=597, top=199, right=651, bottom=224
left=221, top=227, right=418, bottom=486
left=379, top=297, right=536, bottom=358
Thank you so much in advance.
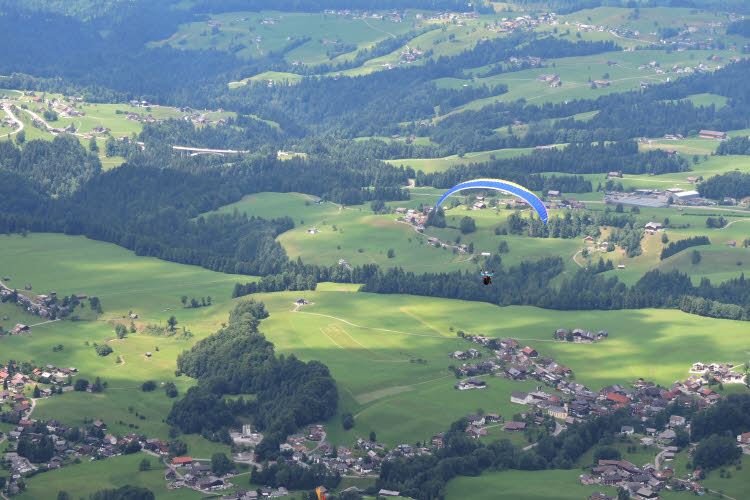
left=0, top=233, right=748, bottom=490
left=252, top=289, right=749, bottom=447
left=441, top=47, right=734, bottom=115
left=151, top=10, right=416, bottom=66
left=443, top=468, right=686, bottom=500
left=201, top=191, right=339, bottom=223
left=15, top=452, right=204, bottom=500
left=385, top=146, right=537, bottom=173
left=559, top=6, right=725, bottom=35
left=0, top=233, right=254, bottom=456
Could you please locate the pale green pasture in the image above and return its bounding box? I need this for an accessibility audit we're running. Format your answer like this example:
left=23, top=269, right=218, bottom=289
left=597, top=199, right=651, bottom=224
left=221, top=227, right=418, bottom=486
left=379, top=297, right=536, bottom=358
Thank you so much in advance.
left=151, top=10, right=416, bottom=65
left=444, top=468, right=685, bottom=500
left=253, top=290, right=749, bottom=448
left=200, top=191, right=339, bottom=223
left=16, top=452, right=204, bottom=500
left=385, top=146, right=537, bottom=173
left=443, top=48, right=734, bottom=115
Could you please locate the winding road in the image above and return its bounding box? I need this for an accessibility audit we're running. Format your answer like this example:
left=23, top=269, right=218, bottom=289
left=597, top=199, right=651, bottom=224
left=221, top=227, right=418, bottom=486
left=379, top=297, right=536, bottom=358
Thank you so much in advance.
left=2, top=103, right=24, bottom=136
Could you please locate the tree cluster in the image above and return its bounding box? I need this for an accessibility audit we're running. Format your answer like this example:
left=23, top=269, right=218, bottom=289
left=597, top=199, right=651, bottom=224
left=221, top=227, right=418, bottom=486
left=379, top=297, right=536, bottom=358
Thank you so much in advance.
left=660, top=236, right=710, bottom=260
left=169, top=300, right=338, bottom=458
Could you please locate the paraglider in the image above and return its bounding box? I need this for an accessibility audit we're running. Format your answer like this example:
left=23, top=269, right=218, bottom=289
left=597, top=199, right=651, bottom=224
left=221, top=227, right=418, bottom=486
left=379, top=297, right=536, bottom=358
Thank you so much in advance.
left=435, top=178, right=548, bottom=225
left=481, top=267, right=494, bottom=285
left=435, top=178, right=548, bottom=285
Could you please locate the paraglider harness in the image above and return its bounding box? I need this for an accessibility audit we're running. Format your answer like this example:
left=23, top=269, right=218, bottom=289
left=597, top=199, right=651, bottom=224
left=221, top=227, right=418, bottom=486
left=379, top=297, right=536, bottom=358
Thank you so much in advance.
left=481, top=268, right=494, bottom=285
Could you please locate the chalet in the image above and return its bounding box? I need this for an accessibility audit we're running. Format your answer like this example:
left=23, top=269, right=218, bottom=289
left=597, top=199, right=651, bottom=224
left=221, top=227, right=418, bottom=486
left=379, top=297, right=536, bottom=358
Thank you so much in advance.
left=431, top=432, right=445, bottom=447
left=580, top=473, right=595, bottom=485
left=504, top=421, right=526, bottom=432
left=607, top=171, right=622, bottom=178
left=510, top=391, right=530, bottom=405
left=548, top=405, right=567, bottom=419
left=669, top=415, right=686, bottom=427
left=644, top=222, right=663, bottom=232
left=636, top=487, right=658, bottom=499
left=473, top=201, right=486, bottom=209
left=173, top=456, right=193, bottom=466
left=606, top=392, right=628, bottom=404
left=466, top=414, right=485, bottom=426
left=686, top=176, right=699, bottom=183
left=452, top=351, right=467, bottom=360
left=589, top=493, right=613, bottom=500
left=594, top=80, right=611, bottom=86
left=485, top=413, right=501, bottom=423
left=307, top=228, right=318, bottom=234
left=728, top=240, right=737, bottom=247
left=737, top=432, right=750, bottom=445
left=547, top=190, right=561, bottom=197
left=93, top=420, right=107, bottom=430
left=466, top=378, right=486, bottom=388
left=620, top=425, right=635, bottom=435
left=698, top=130, right=726, bottom=140
left=522, top=346, right=538, bottom=358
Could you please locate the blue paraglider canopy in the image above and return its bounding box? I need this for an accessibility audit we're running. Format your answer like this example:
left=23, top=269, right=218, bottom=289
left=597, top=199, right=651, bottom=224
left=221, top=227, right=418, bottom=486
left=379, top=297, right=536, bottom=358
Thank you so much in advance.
left=435, top=178, right=548, bottom=225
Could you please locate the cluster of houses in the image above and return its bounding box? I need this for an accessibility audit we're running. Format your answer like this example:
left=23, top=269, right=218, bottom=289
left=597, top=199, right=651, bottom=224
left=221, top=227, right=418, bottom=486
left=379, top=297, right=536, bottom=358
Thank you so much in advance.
left=395, top=207, right=430, bottom=231
left=399, top=47, right=424, bottom=64
left=323, top=8, right=411, bottom=23
left=553, top=328, right=608, bottom=343
left=450, top=335, right=576, bottom=394
left=581, top=457, right=687, bottom=500
left=542, top=197, right=586, bottom=211
left=581, top=413, right=716, bottom=498
left=1, top=415, right=184, bottom=496
left=0, top=279, right=92, bottom=324
left=689, top=362, right=746, bottom=384
left=0, top=362, right=78, bottom=400
left=538, top=73, right=562, bottom=87
left=167, top=457, right=240, bottom=494
left=432, top=412, right=504, bottom=443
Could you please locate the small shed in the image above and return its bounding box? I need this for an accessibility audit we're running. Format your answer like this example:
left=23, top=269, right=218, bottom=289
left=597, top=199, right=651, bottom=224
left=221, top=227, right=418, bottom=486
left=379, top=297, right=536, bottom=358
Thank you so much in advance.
left=145, top=352, right=152, bottom=357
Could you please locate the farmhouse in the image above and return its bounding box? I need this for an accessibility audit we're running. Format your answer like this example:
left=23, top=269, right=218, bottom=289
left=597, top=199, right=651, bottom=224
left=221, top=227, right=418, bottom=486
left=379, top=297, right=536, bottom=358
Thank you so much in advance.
left=644, top=222, right=663, bottom=232
left=698, top=129, right=726, bottom=140
left=504, top=421, right=526, bottom=432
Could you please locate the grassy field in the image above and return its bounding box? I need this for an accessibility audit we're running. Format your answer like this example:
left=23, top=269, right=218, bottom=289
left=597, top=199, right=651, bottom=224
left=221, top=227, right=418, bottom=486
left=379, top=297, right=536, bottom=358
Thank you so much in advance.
left=443, top=468, right=686, bottom=500
left=151, top=10, right=416, bottom=66
left=385, top=146, right=538, bottom=173
left=0, top=233, right=253, bottom=457
left=15, top=452, right=204, bottom=500
left=250, top=289, right=749, bottom=448
left=574, top=439, right=660, bottom=469
left=440, top=47, right=734, bottom=117
left=203, top=191, right=586, bottom=275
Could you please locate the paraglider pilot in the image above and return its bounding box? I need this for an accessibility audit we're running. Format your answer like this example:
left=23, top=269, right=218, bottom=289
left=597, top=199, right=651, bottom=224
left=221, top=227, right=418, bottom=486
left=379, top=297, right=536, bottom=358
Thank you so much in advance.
left=481, top=267, right=494, bottom=285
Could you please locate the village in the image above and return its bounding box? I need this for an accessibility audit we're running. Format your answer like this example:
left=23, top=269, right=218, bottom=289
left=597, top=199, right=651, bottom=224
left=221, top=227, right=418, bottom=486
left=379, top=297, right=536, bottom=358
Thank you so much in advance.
left=436, top=330, right=745, bottom=500
left=0, top=319, right=745, bottom=499
left=0, top=276, right=96, bottom=332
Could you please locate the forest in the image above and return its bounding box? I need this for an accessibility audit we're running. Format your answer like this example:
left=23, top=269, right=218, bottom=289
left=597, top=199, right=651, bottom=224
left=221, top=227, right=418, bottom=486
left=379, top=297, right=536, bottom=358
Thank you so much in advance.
left=170, top=300, right=338, bottom=458
left=360, top=265, right=750, bottom=320
left=0, top=135, right=101, bottom=196
left=416, top=141, right=687, bottom=189
left=659, top=236, right=710, bottom=260
left=697, top=170, right=750, bottom=200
